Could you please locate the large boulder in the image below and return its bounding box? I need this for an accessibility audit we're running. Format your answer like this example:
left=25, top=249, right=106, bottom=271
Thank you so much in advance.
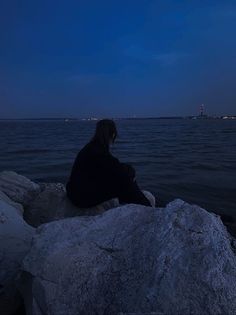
left=0, top=198, right=35, bottom=315
left=21, top=199, right=236, bottom=315
left=0, top=171, right=40, bottom=208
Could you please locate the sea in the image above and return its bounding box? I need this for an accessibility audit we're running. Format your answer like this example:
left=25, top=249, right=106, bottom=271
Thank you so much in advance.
left=0, top=119, right=235, bottom=217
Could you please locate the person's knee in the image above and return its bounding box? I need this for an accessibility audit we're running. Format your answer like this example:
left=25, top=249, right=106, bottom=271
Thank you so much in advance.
left=142, top=190, right=156, bottom=207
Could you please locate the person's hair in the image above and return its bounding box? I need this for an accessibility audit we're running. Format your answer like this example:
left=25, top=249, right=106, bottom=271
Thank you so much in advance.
left=90, top=119, right=118, bottom=150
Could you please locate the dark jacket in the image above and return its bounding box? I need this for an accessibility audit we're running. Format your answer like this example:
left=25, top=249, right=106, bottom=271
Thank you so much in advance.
left=66, top=139, right=151, bottom=208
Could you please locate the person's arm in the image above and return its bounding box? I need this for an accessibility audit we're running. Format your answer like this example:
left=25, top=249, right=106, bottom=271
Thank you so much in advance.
left=120, top=163, right=136, bottom=181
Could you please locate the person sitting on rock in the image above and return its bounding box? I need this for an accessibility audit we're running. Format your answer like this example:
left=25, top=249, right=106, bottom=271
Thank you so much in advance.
left=66, top=119, right=155, bottom=211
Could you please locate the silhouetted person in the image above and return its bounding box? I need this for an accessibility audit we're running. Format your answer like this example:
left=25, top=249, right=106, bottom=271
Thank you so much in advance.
left=66, top=119, right=152, bottom=209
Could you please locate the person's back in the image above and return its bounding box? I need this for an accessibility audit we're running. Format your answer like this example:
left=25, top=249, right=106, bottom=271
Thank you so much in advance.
left=66, top=119, right=152, bottom=209
left=66, top=138, right=120, bottom=207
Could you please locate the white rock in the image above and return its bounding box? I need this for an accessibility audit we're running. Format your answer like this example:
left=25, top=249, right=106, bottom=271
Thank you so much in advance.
left=21, top=199, right=236, bottom=315
left=0, top=199, right=35, bottom=315
left=0, top=190, right=24, bottom=216
left=0, top=171, right=40, bottom=207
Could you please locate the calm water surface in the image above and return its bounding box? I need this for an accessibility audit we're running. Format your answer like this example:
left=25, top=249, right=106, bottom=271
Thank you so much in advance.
left=0, top=119, right=235, bottom=217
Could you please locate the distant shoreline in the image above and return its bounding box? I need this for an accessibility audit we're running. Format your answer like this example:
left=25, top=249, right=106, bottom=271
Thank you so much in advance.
left=0, top=115, right=236, bottom=121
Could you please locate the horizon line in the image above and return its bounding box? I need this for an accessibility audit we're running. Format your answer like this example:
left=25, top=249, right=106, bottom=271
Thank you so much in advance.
left=0, top=114, right=236, bottom=121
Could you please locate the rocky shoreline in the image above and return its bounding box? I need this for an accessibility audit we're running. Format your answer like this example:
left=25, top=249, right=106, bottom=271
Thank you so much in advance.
left=0, top=171, right=236, bottom=315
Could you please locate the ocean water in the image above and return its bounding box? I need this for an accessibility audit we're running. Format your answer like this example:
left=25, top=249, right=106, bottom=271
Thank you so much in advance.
left=0, top=119, right=235, bottom=217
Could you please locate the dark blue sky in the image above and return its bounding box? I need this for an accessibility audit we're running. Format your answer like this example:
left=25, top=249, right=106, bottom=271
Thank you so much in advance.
left=1, top=0, right=236, bottom=118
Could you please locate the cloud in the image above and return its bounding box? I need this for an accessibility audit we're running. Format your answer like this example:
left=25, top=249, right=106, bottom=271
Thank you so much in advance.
left=66, top=73, right=111, bottom=83
left=211, top=6, right=236, bottom=19
left=152, top=52, right=190, bottom=65
left=123, top=45, right=189, bottom=66
left=197, top=5, right=236, bottom=23
left=67, top=74, right=99, bottom=82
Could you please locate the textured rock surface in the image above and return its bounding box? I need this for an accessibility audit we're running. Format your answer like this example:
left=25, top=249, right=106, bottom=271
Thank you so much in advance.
left=0, top=198, right=35, bottom=315
left=0, top=190, right=24, bottom=216
left=21, top=199, right=236, bottom=315
left=0, top=171, right=40, bottom=207
left=23, top=182, right=73, bottom=227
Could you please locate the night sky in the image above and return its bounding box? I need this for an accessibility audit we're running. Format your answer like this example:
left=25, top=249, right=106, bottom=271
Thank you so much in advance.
left=1, top=0, right=236, bottom=118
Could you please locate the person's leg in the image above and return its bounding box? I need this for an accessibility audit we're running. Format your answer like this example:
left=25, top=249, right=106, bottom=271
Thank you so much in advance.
left=119, top=190, right=156, bottom=208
